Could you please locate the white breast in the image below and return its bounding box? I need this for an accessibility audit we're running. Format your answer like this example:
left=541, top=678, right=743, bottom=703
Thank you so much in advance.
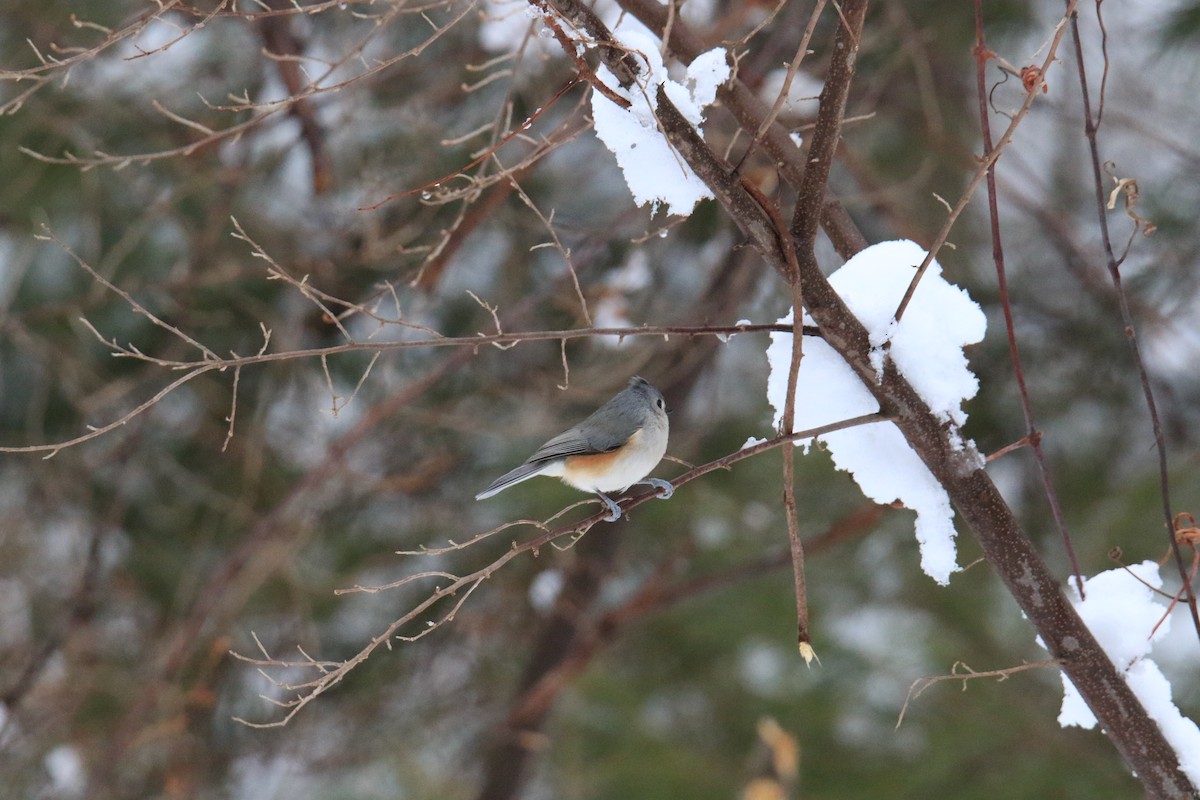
left=559, top=417, right=669, bottom=493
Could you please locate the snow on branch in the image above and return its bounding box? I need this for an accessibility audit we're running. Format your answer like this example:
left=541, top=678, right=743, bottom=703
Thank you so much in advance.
left=766, top=240, right=986, bottom=585
left=1043, top=562, right=1200, bottom=786
left=589, top=28, right=729, bottom=215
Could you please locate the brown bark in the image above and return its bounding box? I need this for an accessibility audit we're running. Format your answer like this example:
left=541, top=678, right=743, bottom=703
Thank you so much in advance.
left=542, top=0, right=1197, bottom=796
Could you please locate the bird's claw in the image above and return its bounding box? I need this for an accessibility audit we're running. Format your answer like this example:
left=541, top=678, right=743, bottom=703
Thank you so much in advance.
left=638, top=478, right=674, bottom=500
left=597, top=492, right=623, bottom=522
left=597, top=482, right=671, bottom=521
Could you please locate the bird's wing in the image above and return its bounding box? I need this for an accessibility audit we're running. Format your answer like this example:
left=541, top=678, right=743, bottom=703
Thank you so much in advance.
left=475, top=424, right=635, bottom=500
left=474, top=461, right=546, bottom=500
left=525, top=423, right=633, bottom=463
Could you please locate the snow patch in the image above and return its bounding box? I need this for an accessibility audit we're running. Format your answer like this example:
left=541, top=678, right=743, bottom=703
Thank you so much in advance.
left=591, top=30, right=729, bottom=215
left=1046, top=562, right=1200, bottom=786
left=765, top=240, right=986, bottom=584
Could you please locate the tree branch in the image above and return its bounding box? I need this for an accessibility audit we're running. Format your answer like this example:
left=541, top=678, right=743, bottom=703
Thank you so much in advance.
left=1066, top=0, right=1200, bottom=643
left=972, top=0, right=1084, bottom=597
left=234, top=413, right=891, bottom=727
left=546, top=0, right=1196, bottom=794
left=614, top=0, right=868, bottom=259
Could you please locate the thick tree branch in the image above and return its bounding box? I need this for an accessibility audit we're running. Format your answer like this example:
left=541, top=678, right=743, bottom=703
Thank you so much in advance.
left=789, top=0, right=865, bottom=250
left=539, top=0, right=1196, bottom=795
left=615, top=0, right=867, bottom=259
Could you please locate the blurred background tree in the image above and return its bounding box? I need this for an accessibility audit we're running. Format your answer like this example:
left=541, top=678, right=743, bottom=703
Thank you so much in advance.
left=1, top=1, right=1197, bottom=798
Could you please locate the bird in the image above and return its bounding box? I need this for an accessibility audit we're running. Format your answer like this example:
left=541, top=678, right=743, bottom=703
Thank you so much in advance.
left=475, top=376, right=673, bottom=521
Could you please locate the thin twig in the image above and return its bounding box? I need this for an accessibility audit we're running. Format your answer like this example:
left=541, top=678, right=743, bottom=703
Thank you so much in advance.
left=222, top=366, right=242, bottom=453
left=972, top=1, right=1084, bottom=596
left=896, top=659, right=1059, bottom=729
left=359, top=78, right=583, bottom=211
left=1065, top=1, right=1200, bottom=640
left=38, top=226, right=219, bottom=362
left=891, top=1, right=1078, bottom=325
left=0, top=322, right=814, bottom=455
left=503, top=168, right=592, bottom=325
left=734, top=0, right=826, bottom=174
left=232, top=413, right=891, bottom=726
left=780, top=285, right=811, bottom=661
left=777, top=0, right=871, bottom=664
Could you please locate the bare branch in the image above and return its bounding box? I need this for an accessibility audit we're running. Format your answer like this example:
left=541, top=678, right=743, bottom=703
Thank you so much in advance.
left=1066, top=2, right=1200, bottom=642
left=734, top=0, right=826, bottom=174
left=892, top=2, right=1078, bottom=325
left=972, top=0, right=1084, bottom=596
left=38, top=226, right=219, bottom=362
left=568, top=1, right=1195, bottom=793
left=896, top=660, right=1060, bottom=729
left=232, top=413, right=891, bottom=726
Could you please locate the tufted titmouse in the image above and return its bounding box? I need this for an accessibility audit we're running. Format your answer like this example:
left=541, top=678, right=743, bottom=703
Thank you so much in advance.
left=475, top=376, right=673, bottom=521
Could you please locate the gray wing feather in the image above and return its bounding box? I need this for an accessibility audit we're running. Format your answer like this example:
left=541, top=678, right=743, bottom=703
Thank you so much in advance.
left=475, top=424, right=633, bottom=499
left=526, top=424, right=627, bottom=463
left=474, top=461, right=547, bottom=500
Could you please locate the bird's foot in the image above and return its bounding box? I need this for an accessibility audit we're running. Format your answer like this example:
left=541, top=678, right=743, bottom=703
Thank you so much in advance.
left=597, top=492, right=623, bottom=522
left=636, top=478, right=674, bottom=500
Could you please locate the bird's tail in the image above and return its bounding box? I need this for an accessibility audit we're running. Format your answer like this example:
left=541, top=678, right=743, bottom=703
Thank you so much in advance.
left=474, top=462, right=547, bottom=500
